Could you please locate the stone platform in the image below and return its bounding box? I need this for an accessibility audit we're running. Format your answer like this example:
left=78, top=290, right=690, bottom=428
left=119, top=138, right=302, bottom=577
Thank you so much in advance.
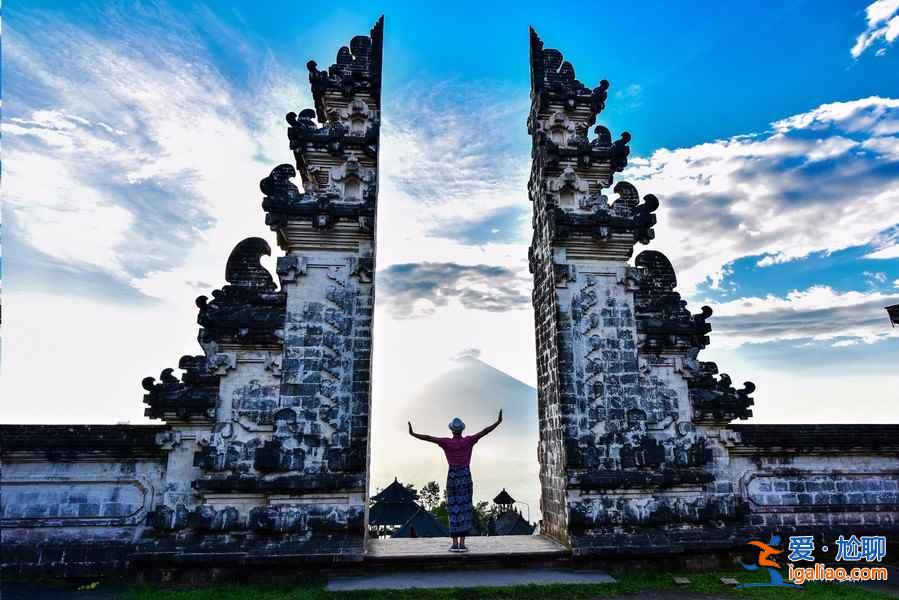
left=365, top=534, right=569, bottom=561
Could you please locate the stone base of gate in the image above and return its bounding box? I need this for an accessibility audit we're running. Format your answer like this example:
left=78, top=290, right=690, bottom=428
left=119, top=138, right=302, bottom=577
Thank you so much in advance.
left=365, top=534, right=569, bottom=563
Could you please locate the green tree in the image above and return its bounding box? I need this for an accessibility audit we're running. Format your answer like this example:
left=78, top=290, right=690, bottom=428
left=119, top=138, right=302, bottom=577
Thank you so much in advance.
left=473, top=500, right=495, bottom=533
left=419, top=481, right=441, bottom=511
left=435, top=503, right=449, bottom=526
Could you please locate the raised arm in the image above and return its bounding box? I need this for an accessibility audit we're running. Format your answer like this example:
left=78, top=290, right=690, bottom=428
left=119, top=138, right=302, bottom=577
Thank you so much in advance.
left=408, top=421, right=441, bottom=444
left=472, top=410, right=503, bottom=440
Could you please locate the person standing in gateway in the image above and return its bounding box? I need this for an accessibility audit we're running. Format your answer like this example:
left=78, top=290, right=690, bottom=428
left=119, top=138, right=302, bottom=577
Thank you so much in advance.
left=408, top=411, right=503, bottom=552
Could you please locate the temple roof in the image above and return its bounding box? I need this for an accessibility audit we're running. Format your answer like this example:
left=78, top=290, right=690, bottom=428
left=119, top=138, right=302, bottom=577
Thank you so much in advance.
left=494, top=510, right=535, bottom=536
left=546, top=183, right=657, bottom=245
left=371, top=477, right=417, bottom=503
left=392, top=507, right=449, bottom=538
left=493, top=488, right=516, bottom=505
left=369, top=500, right=420, bottom=527
left=260, top=163, right=376, bottom=233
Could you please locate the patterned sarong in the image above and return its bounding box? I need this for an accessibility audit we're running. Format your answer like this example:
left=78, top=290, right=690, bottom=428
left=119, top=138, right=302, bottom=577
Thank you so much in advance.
left=446, top=465, right=473, bottom=535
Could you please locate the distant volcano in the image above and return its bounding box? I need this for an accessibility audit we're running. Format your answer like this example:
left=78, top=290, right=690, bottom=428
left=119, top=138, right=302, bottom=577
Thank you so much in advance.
left=406, top=356, right=538, bottom=436
left=372, top=356, right=540, bottom=520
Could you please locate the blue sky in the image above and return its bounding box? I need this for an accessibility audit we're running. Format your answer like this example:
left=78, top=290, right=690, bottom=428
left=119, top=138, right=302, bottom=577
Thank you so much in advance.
left=3, top=1, right=899, bottom=507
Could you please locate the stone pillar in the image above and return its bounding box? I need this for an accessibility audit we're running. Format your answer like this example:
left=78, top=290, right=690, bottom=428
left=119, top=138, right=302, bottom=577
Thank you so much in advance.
left=138, top=19, right=383, bottom=562
left=257, top=17, right=382, bottom=557
left=528, top=29, right=754, bottom=554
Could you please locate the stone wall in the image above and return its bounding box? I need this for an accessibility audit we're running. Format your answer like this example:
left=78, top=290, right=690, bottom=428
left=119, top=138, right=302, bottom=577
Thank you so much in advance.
left=0, top=425, right=169, bottom=576
left=729, top=425, right=899, bottom=535
left=527, top=28, right=899, bottom=556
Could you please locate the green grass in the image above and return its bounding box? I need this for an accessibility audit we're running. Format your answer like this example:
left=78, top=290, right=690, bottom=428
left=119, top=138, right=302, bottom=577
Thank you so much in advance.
left=122, top=567, right=896, bottom=599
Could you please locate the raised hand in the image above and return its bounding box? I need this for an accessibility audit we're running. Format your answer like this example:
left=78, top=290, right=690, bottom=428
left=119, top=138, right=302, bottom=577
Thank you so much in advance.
left=408, top=421, right=414, bottom=435
left=473, top=412, right=503, bottom=441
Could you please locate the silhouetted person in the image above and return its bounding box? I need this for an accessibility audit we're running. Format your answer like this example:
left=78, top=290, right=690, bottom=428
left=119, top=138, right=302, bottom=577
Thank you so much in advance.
left=408, top=411, right=502, bottom=552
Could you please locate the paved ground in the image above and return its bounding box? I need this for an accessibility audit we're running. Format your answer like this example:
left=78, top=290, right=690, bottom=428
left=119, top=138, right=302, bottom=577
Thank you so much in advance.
left=327, top=567, right=616, bottom=591
left=366, top=534, right=568, bottom=559
left=620, top=594, right=728, bottom=600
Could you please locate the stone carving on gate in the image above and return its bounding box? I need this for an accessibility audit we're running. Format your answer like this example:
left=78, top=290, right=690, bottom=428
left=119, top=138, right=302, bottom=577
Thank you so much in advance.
left=133, top=17, right=382, bottom=559
left=528, top=27, right=757, bottom=548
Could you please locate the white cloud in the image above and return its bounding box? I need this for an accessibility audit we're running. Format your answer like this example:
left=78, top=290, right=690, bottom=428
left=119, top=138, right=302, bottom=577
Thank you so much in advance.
left=3, top=7, right=296, bottom=300
left=851, top=0, right=899, bottom=58
left=453, top=348, right=483, bottom=361
left=380, top=88, right=527, bottom=208
left=707, top=285, right=899, bottom=347
left=614, top=83, right=643, bottom=109
left=376, top=83, right=531, bottom=271
left=861, top=135, right=899, bottom=159
left=0, top=292, right=200, bottom=423
left=625, top=96, right=899, bottom=293
left=378, top=262, right=531, bottom=319
left=865, top=226, right=899, bottom=258
left=4, top=149, right=135, bottom=277
left=1, top=6, right=295, bottom=424
left=867, top=244, right=899, bottom=258
left=772, top=97, right=899, bottom=132
left=863, top=270, right=889, bottom=285
left=832, top=339, right=861, bottom=347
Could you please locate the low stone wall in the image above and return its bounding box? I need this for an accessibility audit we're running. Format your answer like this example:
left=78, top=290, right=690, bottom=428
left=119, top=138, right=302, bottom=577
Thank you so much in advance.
left=3, top=424, right=899, bottom=574
left=0, top=425, right=169, bottom=576
left=729, top=425, right=899, bottom=535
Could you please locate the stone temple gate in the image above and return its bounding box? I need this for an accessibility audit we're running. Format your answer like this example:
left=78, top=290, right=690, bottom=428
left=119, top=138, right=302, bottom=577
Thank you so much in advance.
left=2, top=20, right=899, bottom=575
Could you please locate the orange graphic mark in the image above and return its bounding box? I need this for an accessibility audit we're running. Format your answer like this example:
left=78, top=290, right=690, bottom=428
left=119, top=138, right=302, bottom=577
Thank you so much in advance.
left=748, top=540, right=783, bottom=568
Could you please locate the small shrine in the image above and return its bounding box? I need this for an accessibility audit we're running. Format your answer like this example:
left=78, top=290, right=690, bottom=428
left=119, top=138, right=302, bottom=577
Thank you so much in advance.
left=489, top=489, right=535, bottom=536
left=369, top=478, right=447, bottom=538
left=493, top=488, right=516, bottom=511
